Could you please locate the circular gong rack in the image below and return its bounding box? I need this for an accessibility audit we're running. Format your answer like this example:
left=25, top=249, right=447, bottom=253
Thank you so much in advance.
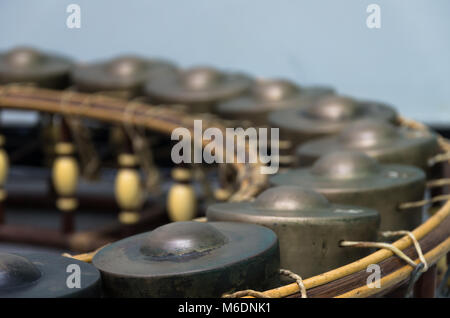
left=0, top=84, right=449, bottom=298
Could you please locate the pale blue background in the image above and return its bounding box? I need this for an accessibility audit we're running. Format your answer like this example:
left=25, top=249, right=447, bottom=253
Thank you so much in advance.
left=0, top=0, right=449, bottom=125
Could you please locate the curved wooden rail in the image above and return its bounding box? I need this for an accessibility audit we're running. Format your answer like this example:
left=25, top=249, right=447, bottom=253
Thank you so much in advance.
left=0, top=84, right=266, bottom=201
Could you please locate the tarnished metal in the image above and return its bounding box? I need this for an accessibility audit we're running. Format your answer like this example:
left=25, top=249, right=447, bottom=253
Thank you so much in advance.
left=270, top=151, right=426, bottom=231
left=144, top=66, right=252, bottom=113
left=215, top=78, right=334, bottom=126
left=72, top=55, right=176, bottom=98
left=0, top=252, right=101, bottom=298
left=93, top=221, right=280, bottom=297
left=296, top=119, right=439, bottom=173
left=207, top=186, right=379, bottom=278
left=268, top=95, right=398, bottom=151
left=0, top=46, right=72, bottom=88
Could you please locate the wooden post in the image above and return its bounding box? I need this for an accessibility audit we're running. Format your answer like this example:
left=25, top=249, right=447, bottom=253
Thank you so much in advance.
left=414, top=264, right=437, bottom=298
left=167, top=166, right=197, bottom=222
left=52, top=141, right=79, bottom=233
left=115, top=153, right=143, bottom=236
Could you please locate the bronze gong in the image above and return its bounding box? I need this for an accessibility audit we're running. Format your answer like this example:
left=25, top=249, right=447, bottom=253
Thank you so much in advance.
left=296, top=119, right=439, bottom=174
left=207, top=186, right=380, bottom=278
left=143, top=66, right=252, bottom=113
left=0, top=46, right=72, bottom=89
left=268, top=95, right=398, bottom=152
left=270, top=151, right=425, bottom=231
left=0, top=252, right=101, bottom=298
left=215, top=78, right=334, bottom=126
left=92, top=221, right=280, bottom=297
left=71, top=55, right=177, bottom=98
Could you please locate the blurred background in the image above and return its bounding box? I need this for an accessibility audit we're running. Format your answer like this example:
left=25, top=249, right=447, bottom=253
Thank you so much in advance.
left=0, top=0, right=449, bottom=126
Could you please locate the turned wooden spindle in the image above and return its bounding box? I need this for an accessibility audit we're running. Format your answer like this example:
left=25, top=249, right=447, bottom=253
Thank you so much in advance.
left=0, top=135, right=9, bottom=225
left=52, top=141, right=79, bottom=233
left=167, top=167, right=197, bottom=222
left=115, top=153, right=143, bottom=231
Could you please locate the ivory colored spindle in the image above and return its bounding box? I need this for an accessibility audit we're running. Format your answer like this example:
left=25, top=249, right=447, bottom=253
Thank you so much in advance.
left=167, top=167, right=197, bottom=222
left=52, top=142, right=79, bottom=233
left=115, top=153, right=143, bottom=226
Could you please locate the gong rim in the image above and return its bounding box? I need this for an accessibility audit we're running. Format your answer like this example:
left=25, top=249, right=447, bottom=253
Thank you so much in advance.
left=143, top=67, right=252, bottom=104
left=0, top=47, right=72, bottom=87
left=71, top=55, right=177, bottom=93
left=92, top=221, right=278, bottom=278
left=268, top=99, right=397, bottom=135
left=297, top=126, right=438, bottom=165
left=215, top=87, right=334, bottom=114
left=270, top=163, right=425, bottom=193
left=207, top=201, right=379, bottom=223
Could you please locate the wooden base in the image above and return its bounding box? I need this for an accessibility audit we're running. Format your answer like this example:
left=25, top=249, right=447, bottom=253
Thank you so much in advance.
left=414, top=265, right=437, bottom=298
left=6, top=191, right=118, bottom=212
left=0, top=202, right=169, bottom=252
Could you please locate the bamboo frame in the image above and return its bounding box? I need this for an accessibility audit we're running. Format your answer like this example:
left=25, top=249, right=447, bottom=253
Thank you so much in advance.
left=1, top=85, right=449, bottom=297
left=336, top=237, right=450, bottom=298
left=0, top=84, right=267, bottom=201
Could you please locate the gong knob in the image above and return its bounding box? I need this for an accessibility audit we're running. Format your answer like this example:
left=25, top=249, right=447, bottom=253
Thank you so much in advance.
left=4, top=47, right=43, bottom=68
left=252, top=79, right=300, bottom=102
left=106, top=56, right=145, bottom=78
left=303, top=96, right=360, bottom=121
left=140, top=221, right=228, bottom=258
left=253, top=186, right=330, bottom=210
left=310, top=151, right=381, bottom=179
left=0, top=253, right=41, bottom=289
left=181, top=66, right=223, bottom=90
left=338, top=119, right=399, bottom=148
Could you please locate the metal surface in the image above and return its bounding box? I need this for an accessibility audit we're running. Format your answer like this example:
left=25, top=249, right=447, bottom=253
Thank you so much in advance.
left=93, top=221, right=280, bottom=297
left=296, top=119, right=439, bottom=173
left=0, top=252, right=101, bottom=297
left=0, top=46, right=72, bottom=88
left=268, top=95, right=398, bottom=151
left=215, top=78, right=334, bottom=126
left=270, top=151, right=426, bottom=231
left=72, top=55, right=177, bottom=97
left=207, top=186, right=379, bottom=278
left=144, top=66, right=252, bottom=112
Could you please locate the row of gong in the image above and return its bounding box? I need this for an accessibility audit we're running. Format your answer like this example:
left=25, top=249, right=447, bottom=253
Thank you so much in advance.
left=0, top=46, right=443, bottom=297
left=0, top=47, right=438, bottom=216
